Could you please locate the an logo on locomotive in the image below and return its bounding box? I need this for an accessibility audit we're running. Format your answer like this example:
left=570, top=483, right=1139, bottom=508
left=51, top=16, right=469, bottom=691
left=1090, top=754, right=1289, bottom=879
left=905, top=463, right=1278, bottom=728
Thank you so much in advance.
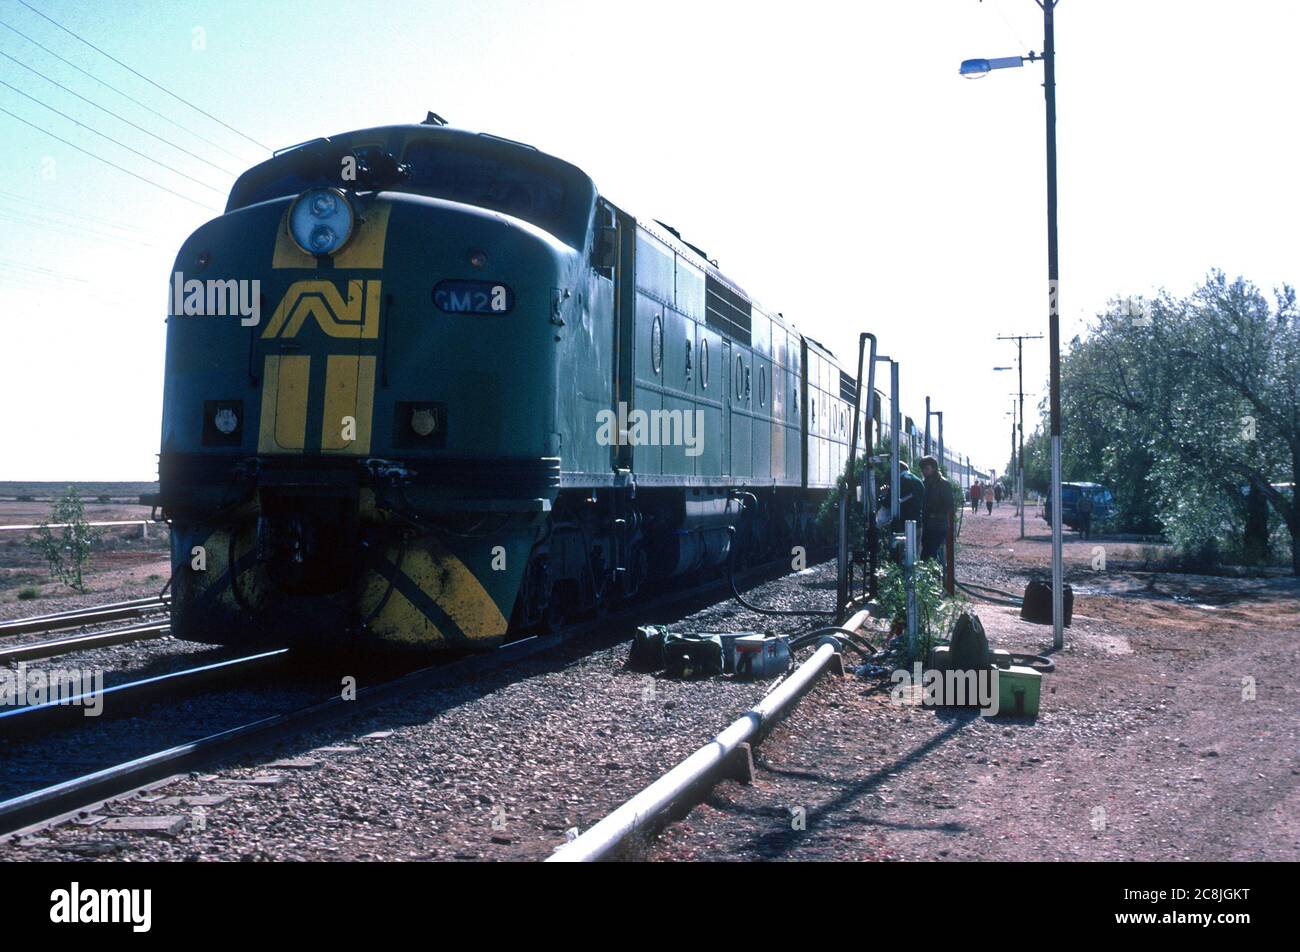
left=261, top=279, right=383, bottom=339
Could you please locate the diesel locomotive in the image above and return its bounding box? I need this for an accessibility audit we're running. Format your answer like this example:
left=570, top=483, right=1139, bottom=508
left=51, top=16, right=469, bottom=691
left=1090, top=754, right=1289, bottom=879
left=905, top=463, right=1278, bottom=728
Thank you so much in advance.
left=153, top=116, right=882, bottom=648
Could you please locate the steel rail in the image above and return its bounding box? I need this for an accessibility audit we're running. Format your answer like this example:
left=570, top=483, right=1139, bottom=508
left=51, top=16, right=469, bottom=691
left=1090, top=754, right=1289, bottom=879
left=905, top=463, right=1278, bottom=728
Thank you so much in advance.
left=547, top=607, right=872, bottom=862
left=0, top=555, right=842, bottom=840
left=0, top=620, right=171, bottom=663
left=0, top=637, right=555, bottom=838
left=0, top=649, right=288, bottom=736
left=0, top=596, right=168, bottom=638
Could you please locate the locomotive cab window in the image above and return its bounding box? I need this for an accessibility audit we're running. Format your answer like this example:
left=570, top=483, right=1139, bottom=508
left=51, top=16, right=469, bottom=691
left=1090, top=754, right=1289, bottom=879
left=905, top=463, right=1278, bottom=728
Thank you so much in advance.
left=403, top=140, right=565, bottom=228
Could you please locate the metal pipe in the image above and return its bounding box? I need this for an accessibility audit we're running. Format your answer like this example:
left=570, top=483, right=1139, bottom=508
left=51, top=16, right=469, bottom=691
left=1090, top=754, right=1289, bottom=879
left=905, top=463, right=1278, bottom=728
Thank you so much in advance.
left=839, top=333, right=875, bottom=621
left=936, top=411, right=944, bottom=475
left=904, top=520, right=918, bottom=660
left=890, top=361, right=900, bottom=525
left=548, top=612, right=871, bottom=863
left=836, top=497, right=849, bottom=623
left=867, top=354, right=888, bottom=599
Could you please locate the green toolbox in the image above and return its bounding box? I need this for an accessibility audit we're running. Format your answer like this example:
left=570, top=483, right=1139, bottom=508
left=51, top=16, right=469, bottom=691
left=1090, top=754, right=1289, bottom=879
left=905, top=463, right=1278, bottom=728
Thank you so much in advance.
left=996, top=665, right=1042, bottom=717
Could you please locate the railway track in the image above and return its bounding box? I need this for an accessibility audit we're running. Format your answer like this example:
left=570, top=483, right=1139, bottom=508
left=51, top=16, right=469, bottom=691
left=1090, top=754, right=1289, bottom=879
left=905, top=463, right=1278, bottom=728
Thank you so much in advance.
left=0, top=595, right=169, bottom=638
left=0, top=556, right=836, bottom=843
left=0, top=649, right=288, bottom=737
left=0, top=620, right=171, bottom=664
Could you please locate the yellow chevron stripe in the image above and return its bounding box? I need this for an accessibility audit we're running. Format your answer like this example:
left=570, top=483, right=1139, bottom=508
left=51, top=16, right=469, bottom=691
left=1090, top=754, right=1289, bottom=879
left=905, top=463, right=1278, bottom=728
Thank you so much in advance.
left=359, top=573, right=446, bottom=645
left=404, top=542, right=509, bottom=639
left=256, top=354, right=310, bottom=452
left=321, top=354, right=376, bottom=453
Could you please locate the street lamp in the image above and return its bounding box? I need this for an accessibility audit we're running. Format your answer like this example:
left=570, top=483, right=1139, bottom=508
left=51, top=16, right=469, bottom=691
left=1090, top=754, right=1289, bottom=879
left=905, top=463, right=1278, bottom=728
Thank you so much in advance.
left=958, top=55, right=1033, bottom=79
left=960, top=1, right=1064, bottom=650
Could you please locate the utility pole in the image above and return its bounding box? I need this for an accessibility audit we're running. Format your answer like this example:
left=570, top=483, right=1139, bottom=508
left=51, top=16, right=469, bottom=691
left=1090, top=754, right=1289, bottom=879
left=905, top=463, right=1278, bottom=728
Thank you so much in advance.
left=936, top=411, right=944, bottom=475
left=1043, top=0, right=1064, bottom=650
left=960, top=1, right=1065, bottom=648
left=998, top=332, right=1043, bottom=541
left=924, top=396, right=931, bottom=456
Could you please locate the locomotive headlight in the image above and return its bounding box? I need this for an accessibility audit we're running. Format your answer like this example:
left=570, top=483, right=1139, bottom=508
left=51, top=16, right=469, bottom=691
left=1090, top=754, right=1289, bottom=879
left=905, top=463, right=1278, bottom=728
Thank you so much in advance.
left=288, top=187, right=355, bottom=256
left=214, top=407, right=239, bottom=435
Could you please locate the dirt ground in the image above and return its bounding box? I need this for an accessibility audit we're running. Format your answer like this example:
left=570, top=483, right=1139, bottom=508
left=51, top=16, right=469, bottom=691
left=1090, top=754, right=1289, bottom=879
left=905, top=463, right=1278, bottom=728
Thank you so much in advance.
left=0, top=500, right=169, bottom=616
left=650, top=502, right=1300, bottom=861
left=3, top=494, right=1296, bottom=862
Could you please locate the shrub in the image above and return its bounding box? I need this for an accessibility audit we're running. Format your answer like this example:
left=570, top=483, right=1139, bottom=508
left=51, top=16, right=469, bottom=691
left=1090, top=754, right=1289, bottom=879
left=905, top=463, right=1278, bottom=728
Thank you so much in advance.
left=33, top=487, right=101, bottom=593
left=874, top=558, right=966, bottom=662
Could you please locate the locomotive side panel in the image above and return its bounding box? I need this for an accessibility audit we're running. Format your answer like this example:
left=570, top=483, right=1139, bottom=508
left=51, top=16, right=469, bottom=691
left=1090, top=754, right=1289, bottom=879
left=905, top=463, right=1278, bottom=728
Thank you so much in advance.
left=750, top=311, right=773, bottom=485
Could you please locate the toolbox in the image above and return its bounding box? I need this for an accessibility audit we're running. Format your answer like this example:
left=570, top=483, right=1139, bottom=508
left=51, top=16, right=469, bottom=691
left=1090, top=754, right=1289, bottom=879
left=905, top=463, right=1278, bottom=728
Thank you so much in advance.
left=996, top=664, right=1042, bottom=718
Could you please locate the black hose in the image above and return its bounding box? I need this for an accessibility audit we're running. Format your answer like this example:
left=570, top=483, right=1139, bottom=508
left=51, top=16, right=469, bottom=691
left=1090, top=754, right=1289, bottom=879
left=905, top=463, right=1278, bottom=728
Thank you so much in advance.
left=963, top=580, right=1024, bottom=599
left=1007, top=652, right=1056, bottom=674
left=957, top=581, right=1022, bottom=606
left=725, top=525, right=836, bottom=618
left=787, top=625, right=877, bottom=655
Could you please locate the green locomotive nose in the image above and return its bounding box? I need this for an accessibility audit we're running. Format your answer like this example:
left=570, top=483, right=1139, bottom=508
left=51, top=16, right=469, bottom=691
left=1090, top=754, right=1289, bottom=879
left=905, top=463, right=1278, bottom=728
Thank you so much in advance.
left=158, top=125, right=594, bottom=648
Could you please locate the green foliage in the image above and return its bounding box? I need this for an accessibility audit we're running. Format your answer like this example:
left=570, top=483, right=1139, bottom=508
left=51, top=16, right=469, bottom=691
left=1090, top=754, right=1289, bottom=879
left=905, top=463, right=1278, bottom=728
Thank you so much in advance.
left=874, top=558, right=966, bottom=661
left=815, top=443, right=961, bottom=543
left=34, top=487, right=101, bottom=593
left=1021, top=271, right=1299, bottom=571
left=17, top=586, right=40, bottom=600
left=816, top=452, right=871, bottom=543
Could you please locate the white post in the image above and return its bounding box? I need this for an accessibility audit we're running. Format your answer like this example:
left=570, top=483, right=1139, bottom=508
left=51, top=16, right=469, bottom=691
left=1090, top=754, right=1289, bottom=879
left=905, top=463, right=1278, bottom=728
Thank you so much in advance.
left=1051, top=436, right=1064, bottom=648
left=904, top=519, right=918, bottom=660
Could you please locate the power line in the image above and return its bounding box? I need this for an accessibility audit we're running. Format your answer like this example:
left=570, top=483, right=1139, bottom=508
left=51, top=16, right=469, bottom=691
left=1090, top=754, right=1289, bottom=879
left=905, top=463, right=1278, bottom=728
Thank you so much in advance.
left=15, top=0, right=271, bottom=151
left=0, top=17, right=250, bottom=164
left=0, top=207, right=159, bottom=249
left=0, top=47, right=238, bottom=177
left=0, top=256, right=90, bottom=282
left=0, top=187, right=160, bottom=236
left=0, top=104, right=220, bottom=212
left=0, top=76, right=227, bottom=194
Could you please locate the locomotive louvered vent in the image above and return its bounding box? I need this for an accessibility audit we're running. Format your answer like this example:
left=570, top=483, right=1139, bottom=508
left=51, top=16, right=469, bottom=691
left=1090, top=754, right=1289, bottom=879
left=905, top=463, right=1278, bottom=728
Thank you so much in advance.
left=705, top=274, right=752, bottom=346
left=839, top=371, right=858, bottom=404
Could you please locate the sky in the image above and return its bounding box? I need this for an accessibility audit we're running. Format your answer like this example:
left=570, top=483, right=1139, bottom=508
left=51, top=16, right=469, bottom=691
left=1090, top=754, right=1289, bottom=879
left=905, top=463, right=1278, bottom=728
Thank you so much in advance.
left=0, top=0, right=1296, bottom=480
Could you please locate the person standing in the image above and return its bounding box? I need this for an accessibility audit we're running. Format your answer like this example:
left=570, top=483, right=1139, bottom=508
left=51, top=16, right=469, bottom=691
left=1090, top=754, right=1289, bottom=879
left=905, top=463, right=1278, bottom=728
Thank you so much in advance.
left=1077, top=490, right=1094, bottom=540
left=896, top=460, right=926, bottom=530
left=986, top=486, right=994, bottom=515
left=919, top=456, right=953, bottom=562
left=970, top=481, right=982, bottom=513
left=994, top=482, right=1003, bottom=507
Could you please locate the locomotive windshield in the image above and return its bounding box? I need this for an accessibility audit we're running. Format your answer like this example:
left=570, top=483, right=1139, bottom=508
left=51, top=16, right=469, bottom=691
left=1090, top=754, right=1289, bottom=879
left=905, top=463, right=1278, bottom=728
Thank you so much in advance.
left=401, top=139, right=566, bottom=229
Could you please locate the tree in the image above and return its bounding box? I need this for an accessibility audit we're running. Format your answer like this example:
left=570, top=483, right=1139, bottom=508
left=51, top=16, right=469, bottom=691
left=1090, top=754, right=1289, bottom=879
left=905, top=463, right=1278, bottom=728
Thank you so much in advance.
left=1153, top=272, right=1298, bottom=571
left=35, top=487, right=101, bottom=593
left=1022, top=272, right=1298, bottom=571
